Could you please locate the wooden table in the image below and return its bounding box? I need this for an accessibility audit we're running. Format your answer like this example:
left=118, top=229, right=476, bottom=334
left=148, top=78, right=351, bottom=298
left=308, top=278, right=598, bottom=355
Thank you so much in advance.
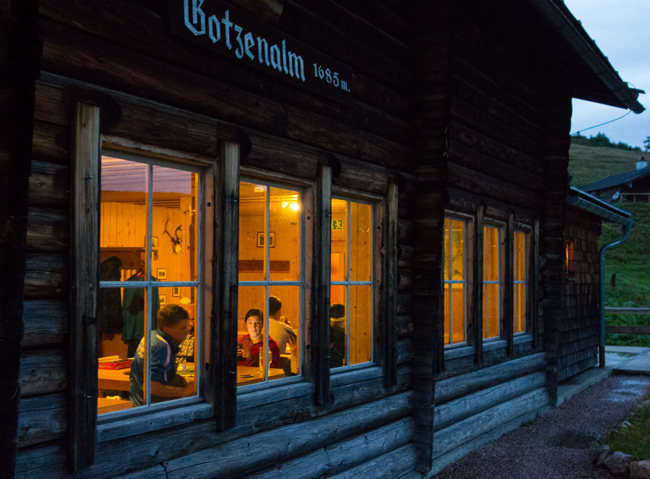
left=97, top=397, right=133, bottom=414
left=98, top=363, right=196, bottom=393
left=237, top=366, right=285, bottom=385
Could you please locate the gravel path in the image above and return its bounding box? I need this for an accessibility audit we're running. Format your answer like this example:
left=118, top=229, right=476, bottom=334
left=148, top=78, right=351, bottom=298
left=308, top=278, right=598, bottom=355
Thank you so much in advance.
left=433, top=375, right=650, bottom=479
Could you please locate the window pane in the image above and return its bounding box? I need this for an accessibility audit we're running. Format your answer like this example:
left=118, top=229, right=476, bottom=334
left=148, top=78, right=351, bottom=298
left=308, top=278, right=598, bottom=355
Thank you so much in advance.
left=484, top=226, right=500, bottom=282
left=152, top=166, right=199, bottom=282
left=483, top=283, right=500, bottom=339
left=514, top=283, right=526, bottom=333
left=443, top=219, right=451, bottom=281
left=239, top=182, right=267, bottom=282
left=331, top=199, right=348, bottom=282
left=270, top=186, right=301, bottom=282
left=350, top=202, right=372, bottom=282
left=514, top=232, right=526, bottom=281
left=100, top=157, right=147, bottom=274
left=237, top=286, right=267, bottom=386
left=451, top=284, right=466, bottom=343
left=330, top=285, right=347, bottom=368
left=451, top=220, right=465, bottom=281
left=350, top=285, right=372, bottom=365
left=268, top=286, right=300, bottom=378
left=443, top=284, right=450, bottom=345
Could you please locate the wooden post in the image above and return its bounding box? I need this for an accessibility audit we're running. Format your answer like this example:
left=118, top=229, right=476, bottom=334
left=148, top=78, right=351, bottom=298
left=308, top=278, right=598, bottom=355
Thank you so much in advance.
left=215, top=140, right=240, bottom=430
left=384, top=177, right=399, bottom=387
left=0, top=2, right=40, bottom=476
left=531, top=219, right=540, bottom=348
left=473, top=204, right=485, bottom=365
left=504, top=212, right=514, bottom=356
left=70, top=101, right=101, bottom=470
left=313, top=160, right=332, bottom=405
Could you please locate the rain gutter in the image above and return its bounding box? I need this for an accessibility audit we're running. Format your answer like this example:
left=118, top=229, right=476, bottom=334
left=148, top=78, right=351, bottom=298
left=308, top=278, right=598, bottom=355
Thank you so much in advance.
left=529, top=0, right=645, bottom=114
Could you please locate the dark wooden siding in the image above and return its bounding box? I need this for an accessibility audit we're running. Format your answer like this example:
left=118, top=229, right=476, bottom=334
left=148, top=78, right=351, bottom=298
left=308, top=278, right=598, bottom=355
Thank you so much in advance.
left=558, top=210, right=601, bottom=381
left=17, top=0, right=419, bottom=477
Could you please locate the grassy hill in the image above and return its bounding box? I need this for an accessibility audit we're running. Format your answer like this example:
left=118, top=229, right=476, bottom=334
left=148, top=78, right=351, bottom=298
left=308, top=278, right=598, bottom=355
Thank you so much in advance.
left=568, top=143, right=644, bottom=188
left=569, top=141, right=650, bottom=345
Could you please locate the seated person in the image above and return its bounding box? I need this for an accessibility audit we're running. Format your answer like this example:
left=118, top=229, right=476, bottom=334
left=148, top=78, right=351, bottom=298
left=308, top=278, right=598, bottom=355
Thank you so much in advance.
left=329, top=303, right=346, bottom=368
left=176, top=317, right=195, bottom=363
left=238, top=308, right=280, bottom=368
left=129, top=304, right=195, bottom=406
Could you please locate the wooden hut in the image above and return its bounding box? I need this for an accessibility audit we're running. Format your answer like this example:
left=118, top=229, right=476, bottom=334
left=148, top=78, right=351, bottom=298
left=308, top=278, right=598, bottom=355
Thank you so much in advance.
left=0, top=1, right=644, bottom=478
left=583, top=158, right=650, bottom=203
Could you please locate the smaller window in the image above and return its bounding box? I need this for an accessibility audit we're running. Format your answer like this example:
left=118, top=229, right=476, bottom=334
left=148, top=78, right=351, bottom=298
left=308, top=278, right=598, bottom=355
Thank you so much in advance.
left=330, top=198, right=373, bottom=368
left=513, top=230, right=528, bottom=334
left=443, top=217, right=468, bottom=346
left=483, top=225, right=502, bottom=340
left=565, top=240, right=576, bottom=276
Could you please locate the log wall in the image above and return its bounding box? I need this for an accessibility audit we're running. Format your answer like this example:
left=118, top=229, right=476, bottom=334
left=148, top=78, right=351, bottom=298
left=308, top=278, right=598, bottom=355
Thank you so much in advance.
left=16, top=0, right=419, bottom=477
left=558, top=210, right=601, bottom=381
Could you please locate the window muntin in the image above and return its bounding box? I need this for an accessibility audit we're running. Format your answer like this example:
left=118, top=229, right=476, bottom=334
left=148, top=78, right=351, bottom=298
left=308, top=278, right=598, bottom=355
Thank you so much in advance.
left=443, top=217, right=468, bottom=346
left=98, top=153, right=201, bottom=414
left=237, top=181, right=302, bottom=385
left=513, top=230, right=527, bottom=334
left=483, top=225, right=501, bottom=340
left=330, top=198, right=373, bottom=368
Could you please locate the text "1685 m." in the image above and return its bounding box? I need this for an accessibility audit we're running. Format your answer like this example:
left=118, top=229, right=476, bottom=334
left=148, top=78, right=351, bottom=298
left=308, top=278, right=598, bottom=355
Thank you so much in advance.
left=313, top=63, right=350, bottom=92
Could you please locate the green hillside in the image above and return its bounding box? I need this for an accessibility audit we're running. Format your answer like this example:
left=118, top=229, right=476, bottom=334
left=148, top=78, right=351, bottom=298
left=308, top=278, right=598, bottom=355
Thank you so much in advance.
left=569, top=141, right=650, bottom=345
left=568, top=143, right=644, bottom=188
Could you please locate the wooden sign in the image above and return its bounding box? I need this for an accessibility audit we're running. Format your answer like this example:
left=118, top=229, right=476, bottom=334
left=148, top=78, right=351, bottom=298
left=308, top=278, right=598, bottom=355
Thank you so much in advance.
left=168, top=0, right=353, bottom=104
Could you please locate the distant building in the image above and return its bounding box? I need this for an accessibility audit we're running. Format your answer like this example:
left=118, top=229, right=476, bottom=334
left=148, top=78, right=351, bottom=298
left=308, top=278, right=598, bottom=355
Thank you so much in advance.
left=583, top=157, right=650, bottom=203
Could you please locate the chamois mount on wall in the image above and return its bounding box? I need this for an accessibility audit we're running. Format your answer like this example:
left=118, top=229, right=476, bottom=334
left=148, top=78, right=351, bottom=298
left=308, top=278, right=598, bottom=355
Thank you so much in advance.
left=163, top=218, right=183, bottom=254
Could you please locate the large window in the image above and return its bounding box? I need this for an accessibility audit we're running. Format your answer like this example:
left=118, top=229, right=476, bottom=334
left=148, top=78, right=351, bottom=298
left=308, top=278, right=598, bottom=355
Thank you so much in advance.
left=443, top=217, right=468, bottom=346
left=513, top=230, right=528, bottom=334
left=483, top=225, right=502, bottom=340
left=237, top=180, right=302, bottom=385
left=97, top=152, right=201, bottom=414
left=330, top=198, right=373, bottom=368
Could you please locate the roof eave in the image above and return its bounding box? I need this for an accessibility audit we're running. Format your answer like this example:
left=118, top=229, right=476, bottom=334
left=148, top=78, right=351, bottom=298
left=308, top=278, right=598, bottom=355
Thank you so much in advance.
left=529, top=0, right=645, bottom=114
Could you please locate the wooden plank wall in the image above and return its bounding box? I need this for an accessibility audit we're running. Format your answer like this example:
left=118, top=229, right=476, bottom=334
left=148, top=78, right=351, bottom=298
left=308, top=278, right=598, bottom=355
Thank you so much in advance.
left=17, top=0, right=419, bottom=477
left=558, top=210, right=601, bottom=381
left=443, top=5, right=546, bottom=377
left=0, top=2, right=41, bottom=477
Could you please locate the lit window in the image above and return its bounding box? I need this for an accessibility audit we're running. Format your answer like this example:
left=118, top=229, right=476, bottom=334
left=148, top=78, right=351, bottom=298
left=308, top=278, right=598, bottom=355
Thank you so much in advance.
left=98, top=153, right=201, bottom=413
left=565, top=240, right=575, bottom=276
left=513, top=231, right=527, bottom=334
left=443, top=218, right=468, bottom=345
left=483, top=225, right=501, bottom=339
left=237, top=181, right=302, bottom=385
left=330, top=198, right=373, bottom=368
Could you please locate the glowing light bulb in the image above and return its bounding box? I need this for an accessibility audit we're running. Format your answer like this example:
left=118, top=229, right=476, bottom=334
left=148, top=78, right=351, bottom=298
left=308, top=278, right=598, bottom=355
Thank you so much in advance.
left=290, top=203, right=299, bottom=212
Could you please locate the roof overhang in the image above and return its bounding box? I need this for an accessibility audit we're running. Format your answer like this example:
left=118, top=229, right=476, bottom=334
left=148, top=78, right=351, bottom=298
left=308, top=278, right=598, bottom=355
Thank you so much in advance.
left=529, top=0, right=645, bottom=113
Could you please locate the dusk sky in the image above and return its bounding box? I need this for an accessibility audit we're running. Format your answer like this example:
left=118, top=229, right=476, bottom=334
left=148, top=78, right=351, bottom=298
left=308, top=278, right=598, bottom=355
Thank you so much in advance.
left=564, top=0, right=649, bottom=149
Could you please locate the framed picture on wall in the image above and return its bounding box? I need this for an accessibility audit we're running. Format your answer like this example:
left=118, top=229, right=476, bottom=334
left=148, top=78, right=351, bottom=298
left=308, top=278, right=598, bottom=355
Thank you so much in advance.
left=256, top=232, right=275, bottom=248
left=172, top=287, right=180, bottom=297
left=160, top=295, right=166, bottom=305
left=152, top=236, right=158, bottom=248
left=157, top=268, right=166, bottom=280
